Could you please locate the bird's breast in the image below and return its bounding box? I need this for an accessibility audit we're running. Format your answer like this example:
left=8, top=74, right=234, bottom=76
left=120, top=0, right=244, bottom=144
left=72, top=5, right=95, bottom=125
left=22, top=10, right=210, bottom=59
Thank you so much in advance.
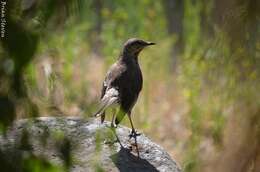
left=128, top=63, right=142, bottom=91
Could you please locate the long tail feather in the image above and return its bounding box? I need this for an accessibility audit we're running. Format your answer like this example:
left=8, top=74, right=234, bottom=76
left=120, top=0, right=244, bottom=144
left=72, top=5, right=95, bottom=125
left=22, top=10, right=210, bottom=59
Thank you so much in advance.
left=101, top=112, right=105, bottom=123
left=94, top=87, right=119, bottom=122
left=93, top=102, right=107, bottom=117
left=94, top=97, right=118, bottom=118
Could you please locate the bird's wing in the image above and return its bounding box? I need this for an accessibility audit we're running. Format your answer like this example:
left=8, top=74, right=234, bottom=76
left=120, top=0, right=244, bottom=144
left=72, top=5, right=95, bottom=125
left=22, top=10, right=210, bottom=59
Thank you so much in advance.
left=94, top=62, right=126, bottom=119
left=101, top=61, right=126, bottom=99
left=104, top=62, right=126, bottom=87
left=94, top=87, right=119, bottom=117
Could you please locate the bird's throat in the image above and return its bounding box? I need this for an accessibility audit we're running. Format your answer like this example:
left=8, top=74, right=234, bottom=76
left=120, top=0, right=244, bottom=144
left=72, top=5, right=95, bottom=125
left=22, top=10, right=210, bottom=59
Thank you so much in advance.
left=121, top=51, right=139, bottom=63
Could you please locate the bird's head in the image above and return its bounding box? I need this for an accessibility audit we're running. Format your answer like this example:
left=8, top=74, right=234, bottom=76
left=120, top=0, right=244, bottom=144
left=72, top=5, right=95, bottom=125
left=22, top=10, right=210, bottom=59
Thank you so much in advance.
left=123, top=38, right=155, bottom=56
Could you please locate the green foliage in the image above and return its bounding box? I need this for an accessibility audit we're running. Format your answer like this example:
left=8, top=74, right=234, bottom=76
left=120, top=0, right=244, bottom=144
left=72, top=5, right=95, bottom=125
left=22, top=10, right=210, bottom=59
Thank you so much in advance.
left=22, top=155, right=62, bottom=172
left=0, top=0, right=259, bottom=171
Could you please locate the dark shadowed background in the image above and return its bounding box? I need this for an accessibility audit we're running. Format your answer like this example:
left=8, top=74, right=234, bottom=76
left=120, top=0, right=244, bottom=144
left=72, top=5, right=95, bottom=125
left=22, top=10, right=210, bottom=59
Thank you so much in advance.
left=0, top=0, right=259, bottom=171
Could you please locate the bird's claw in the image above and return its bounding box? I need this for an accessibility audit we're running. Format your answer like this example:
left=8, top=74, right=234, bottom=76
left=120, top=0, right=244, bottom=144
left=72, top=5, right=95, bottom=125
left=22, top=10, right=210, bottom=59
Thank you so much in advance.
left=111, top=122, right=117, bottom=128
left=128, top=130, right=141, bottom=139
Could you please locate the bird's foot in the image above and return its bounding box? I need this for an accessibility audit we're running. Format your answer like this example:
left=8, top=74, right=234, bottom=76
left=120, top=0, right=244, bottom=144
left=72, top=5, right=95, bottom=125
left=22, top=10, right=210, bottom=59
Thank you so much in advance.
left=128, top=129, right=141, bottom=139
left=104, top=123, right=117, bottom=129
left=110, top=122, right=117, bottom=128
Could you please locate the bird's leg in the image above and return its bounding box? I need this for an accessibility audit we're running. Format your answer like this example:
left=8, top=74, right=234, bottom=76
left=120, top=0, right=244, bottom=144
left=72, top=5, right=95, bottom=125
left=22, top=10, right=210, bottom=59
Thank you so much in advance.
left=104, top=108, right=123, bottom=147
left=128, top=112, right=141, bottom=139
left=127, top=112, right=140, bottom=157
left=104, top=125, right=123, bottom=147
left=111, top=108, right=117, bottom=128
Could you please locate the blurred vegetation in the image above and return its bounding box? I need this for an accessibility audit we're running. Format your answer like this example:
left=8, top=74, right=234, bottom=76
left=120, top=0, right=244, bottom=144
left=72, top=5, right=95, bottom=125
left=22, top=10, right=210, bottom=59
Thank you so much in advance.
left=0, top=0, right=259, bottom=171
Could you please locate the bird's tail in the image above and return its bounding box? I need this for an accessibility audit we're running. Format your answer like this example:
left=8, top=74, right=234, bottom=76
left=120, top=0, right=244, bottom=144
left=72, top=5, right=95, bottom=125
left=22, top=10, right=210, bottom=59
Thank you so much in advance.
left=94, top=88, right=119, bottom=123
left=94, top=103, right=107, bottom=117
left=93, top=103, right=108, bottom=124
left=94, top=97, right=118, bottom=116
left=94, top=98, right=118, bottom=123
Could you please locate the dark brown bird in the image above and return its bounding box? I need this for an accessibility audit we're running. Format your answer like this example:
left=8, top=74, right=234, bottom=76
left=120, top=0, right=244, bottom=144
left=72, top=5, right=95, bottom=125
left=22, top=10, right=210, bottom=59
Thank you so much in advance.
left=94, top=38, right=155, bottom=139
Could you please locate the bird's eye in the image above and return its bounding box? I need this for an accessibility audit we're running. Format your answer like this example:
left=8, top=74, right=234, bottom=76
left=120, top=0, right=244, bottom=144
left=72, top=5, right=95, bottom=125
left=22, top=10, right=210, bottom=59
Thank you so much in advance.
left=137, top=42, right=143, bottom=46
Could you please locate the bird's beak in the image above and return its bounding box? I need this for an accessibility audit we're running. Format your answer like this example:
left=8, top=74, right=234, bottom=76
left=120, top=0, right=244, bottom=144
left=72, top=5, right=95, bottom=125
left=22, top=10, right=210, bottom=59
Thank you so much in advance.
left=146, top=42, right=156, bottom=46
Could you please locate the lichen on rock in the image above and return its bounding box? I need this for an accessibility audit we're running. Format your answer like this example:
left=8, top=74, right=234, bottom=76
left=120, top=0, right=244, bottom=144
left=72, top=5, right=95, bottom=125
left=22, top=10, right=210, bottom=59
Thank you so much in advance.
left=0, top=117, right=181, bottom=172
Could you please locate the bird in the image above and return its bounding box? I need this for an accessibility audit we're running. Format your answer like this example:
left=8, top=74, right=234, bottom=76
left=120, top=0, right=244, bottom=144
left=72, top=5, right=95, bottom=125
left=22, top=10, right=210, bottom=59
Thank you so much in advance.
left=94, top=38, right=155, bottom=140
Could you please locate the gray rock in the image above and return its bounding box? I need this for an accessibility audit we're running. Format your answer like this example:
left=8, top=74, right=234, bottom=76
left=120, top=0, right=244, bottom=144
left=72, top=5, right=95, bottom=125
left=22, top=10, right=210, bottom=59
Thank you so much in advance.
left=0, top=117, right=181, bottom=172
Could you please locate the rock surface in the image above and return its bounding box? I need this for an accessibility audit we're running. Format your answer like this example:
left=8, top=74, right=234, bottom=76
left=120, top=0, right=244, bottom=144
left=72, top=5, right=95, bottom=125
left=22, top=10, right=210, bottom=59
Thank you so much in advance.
left=0, top=117, right=181, bottom=172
